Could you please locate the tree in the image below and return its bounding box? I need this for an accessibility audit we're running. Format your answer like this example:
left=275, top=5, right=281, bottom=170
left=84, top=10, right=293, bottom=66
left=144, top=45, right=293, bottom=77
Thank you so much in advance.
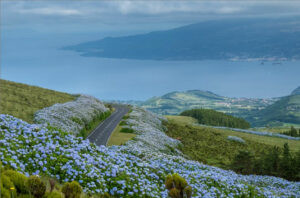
left=279, top=143, right=293, bottom=179
left=231, top=150, right=254, bottom=174
left=290, top=126, right=298, bottom=137
left=262, top=146, right=280, bottom=176
left=294, top=149, right=300, bottom=180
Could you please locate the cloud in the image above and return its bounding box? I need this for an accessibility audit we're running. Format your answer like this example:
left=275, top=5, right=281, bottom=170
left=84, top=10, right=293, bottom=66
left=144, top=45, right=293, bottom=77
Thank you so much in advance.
left=16, top=7, right=81, bottom=16
left=2, top=0, right=300, bottom=28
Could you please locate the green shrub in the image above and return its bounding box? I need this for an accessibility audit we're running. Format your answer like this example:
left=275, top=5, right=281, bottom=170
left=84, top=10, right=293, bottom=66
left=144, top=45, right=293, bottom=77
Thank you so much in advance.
left=27, top=176, right=46, bottom=198
left=120, top=127, right=135, bottom=133
left=44, top=191, right=63, bottom=198
left=4, top=170, right=28, bottom=194
left=231, top=150, right=254, bottom=175
left=71, top=117, right=83, bottom=125
left=119, top=121, right=127, bottom=126
left=165, top=173, right=192, bottom=198
left=1, top=174, right=14, bottom=190
left=61, top=181, right=82, bottom=198
left=16, top=194, right=31, bottom=198
left=1, top=188, right=11, bottom=198
left=79, top=111, right=111, bottom=138
left=100, top=192, right=112, bottom=198
left=0, top=174, right=17, bottom=198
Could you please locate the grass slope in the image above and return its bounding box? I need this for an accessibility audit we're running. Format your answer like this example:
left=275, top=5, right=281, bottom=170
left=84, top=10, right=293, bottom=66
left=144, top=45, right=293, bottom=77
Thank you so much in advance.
left=248, top=94, right=300, bottom=127
left=165, top=116, right=300, bottom=169
left=0, top=79, right=76, bottom=123
left=107, top=125, right=136, bottom=146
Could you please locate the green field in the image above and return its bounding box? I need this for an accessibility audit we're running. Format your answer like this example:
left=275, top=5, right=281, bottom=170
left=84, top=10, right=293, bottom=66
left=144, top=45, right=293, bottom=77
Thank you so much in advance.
left=0, top=79, right=76, bottom=123
left=107, top=125, right=136, bottom=146
left=107, top=111, right=136, bottom=146
left=165, top=115, right=300, bottom=169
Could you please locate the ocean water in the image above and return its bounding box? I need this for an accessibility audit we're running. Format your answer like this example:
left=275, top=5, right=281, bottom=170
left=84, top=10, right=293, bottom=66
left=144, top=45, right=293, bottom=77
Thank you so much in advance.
left=2, top=30, right=300, bottom=100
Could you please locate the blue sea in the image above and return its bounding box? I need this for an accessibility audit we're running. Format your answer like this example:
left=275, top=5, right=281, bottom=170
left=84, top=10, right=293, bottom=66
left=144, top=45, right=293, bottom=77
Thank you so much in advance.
left=2, top=29, right=300, bottom=100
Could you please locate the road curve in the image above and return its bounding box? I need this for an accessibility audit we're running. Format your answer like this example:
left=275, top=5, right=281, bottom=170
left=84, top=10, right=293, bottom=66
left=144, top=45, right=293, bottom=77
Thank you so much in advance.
left=87, top=104, right=130, bottom=146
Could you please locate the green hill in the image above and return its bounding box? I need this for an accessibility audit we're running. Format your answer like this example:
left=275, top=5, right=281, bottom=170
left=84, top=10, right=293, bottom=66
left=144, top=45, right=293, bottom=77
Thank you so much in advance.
left=248, top=94, right=300, bottom=127
left=0, top=79, right=76, bottom=123
left=138, top=90, right=276, bottom=118
left=291, top=86, right=300, bottom=95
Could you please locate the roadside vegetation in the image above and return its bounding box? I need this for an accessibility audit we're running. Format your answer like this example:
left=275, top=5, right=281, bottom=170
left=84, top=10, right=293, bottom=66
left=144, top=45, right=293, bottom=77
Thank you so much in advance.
left=107, top=125, right=136, bottom=146
left=34, top=95, right=108, bottom=135
left=164, top=116, right=300, bottom=181
left=0, top=79, right=76, bottom=123
left=180, top=108, right=251, bottom=129
left=107, top=108, right=136, bottom=146
left=78, top=110, right=112, bottom=138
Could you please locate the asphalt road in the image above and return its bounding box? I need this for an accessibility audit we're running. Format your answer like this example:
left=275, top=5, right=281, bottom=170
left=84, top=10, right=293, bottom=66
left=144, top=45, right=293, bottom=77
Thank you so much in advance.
left=87, top=104, right=130, bottom=146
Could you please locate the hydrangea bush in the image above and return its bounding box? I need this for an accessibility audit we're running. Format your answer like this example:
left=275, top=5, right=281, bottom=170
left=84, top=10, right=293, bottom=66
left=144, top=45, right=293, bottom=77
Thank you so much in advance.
left=34, top=95, right=108, bottom=134
left=121, top=107, right=181, bottom=156
left=227, top=136, right=246, bottom=144
left=1, top=107, right=300, bottom=197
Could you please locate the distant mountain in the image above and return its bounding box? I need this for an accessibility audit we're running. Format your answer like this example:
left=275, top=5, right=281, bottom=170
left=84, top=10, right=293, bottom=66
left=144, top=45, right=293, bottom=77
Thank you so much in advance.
left=291, top=86, right=300, bottom=95
left=66, top=17, right=300, bottom=60
left=137, top=90, right=276, bottom=118
left=248, top=94, right=300, bottom=127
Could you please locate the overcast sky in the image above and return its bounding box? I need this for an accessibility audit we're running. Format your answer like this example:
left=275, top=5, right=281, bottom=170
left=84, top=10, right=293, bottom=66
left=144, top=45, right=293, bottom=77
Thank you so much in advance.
left=2, top=1, right=300, bottom=32
left=2, top=1, right=300, bottom=99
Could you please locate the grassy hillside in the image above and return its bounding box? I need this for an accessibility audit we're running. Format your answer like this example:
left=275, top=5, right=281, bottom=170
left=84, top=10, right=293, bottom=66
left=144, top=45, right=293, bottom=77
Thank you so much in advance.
left=248, top=94, right=300, bottom=127
left=0, top=79, right=76, bottom=123
left=139, top=90, right=275, bottom=117
left=165, top=116, right=300, bottom=180
left=291, top=86, right=300, bottom=95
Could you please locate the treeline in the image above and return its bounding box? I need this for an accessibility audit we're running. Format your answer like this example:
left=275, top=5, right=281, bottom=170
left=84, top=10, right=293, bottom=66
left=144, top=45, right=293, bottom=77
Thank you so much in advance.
left=281, top=126, right=300, bottom=137
left=180, top=109, right=250, bottom=129
left=231, top=143, right=300, bottom=181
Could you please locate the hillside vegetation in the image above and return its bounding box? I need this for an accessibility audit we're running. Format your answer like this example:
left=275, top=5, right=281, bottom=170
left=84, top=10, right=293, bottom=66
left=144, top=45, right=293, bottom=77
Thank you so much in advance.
left=0, top=79, right=76, bottom=123
left=165, top=116, right=300, bottom=181
left=181, top=109, right=251, bottom=129
left=136, top=90, right=274, bottom=118
left=248, top=94, right=300, bottom=127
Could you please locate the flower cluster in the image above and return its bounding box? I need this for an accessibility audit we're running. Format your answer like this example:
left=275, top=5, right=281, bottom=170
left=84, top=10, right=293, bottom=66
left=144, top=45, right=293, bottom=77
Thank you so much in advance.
left=120, top=107, right=181, bottom=156
left=1, top=106, right=299, bottom=197
left=227, top=136, right=246, bottom=144
left=34, top=95, right=108, bottom=134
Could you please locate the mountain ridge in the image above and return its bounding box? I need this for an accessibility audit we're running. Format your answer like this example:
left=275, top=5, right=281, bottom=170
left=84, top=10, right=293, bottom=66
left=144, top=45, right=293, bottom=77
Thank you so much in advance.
left=136, top=89, right=277, bottom=118
left=66, top=17, right=300, bottom=60
left=291, top=86, right=300, bottom=95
